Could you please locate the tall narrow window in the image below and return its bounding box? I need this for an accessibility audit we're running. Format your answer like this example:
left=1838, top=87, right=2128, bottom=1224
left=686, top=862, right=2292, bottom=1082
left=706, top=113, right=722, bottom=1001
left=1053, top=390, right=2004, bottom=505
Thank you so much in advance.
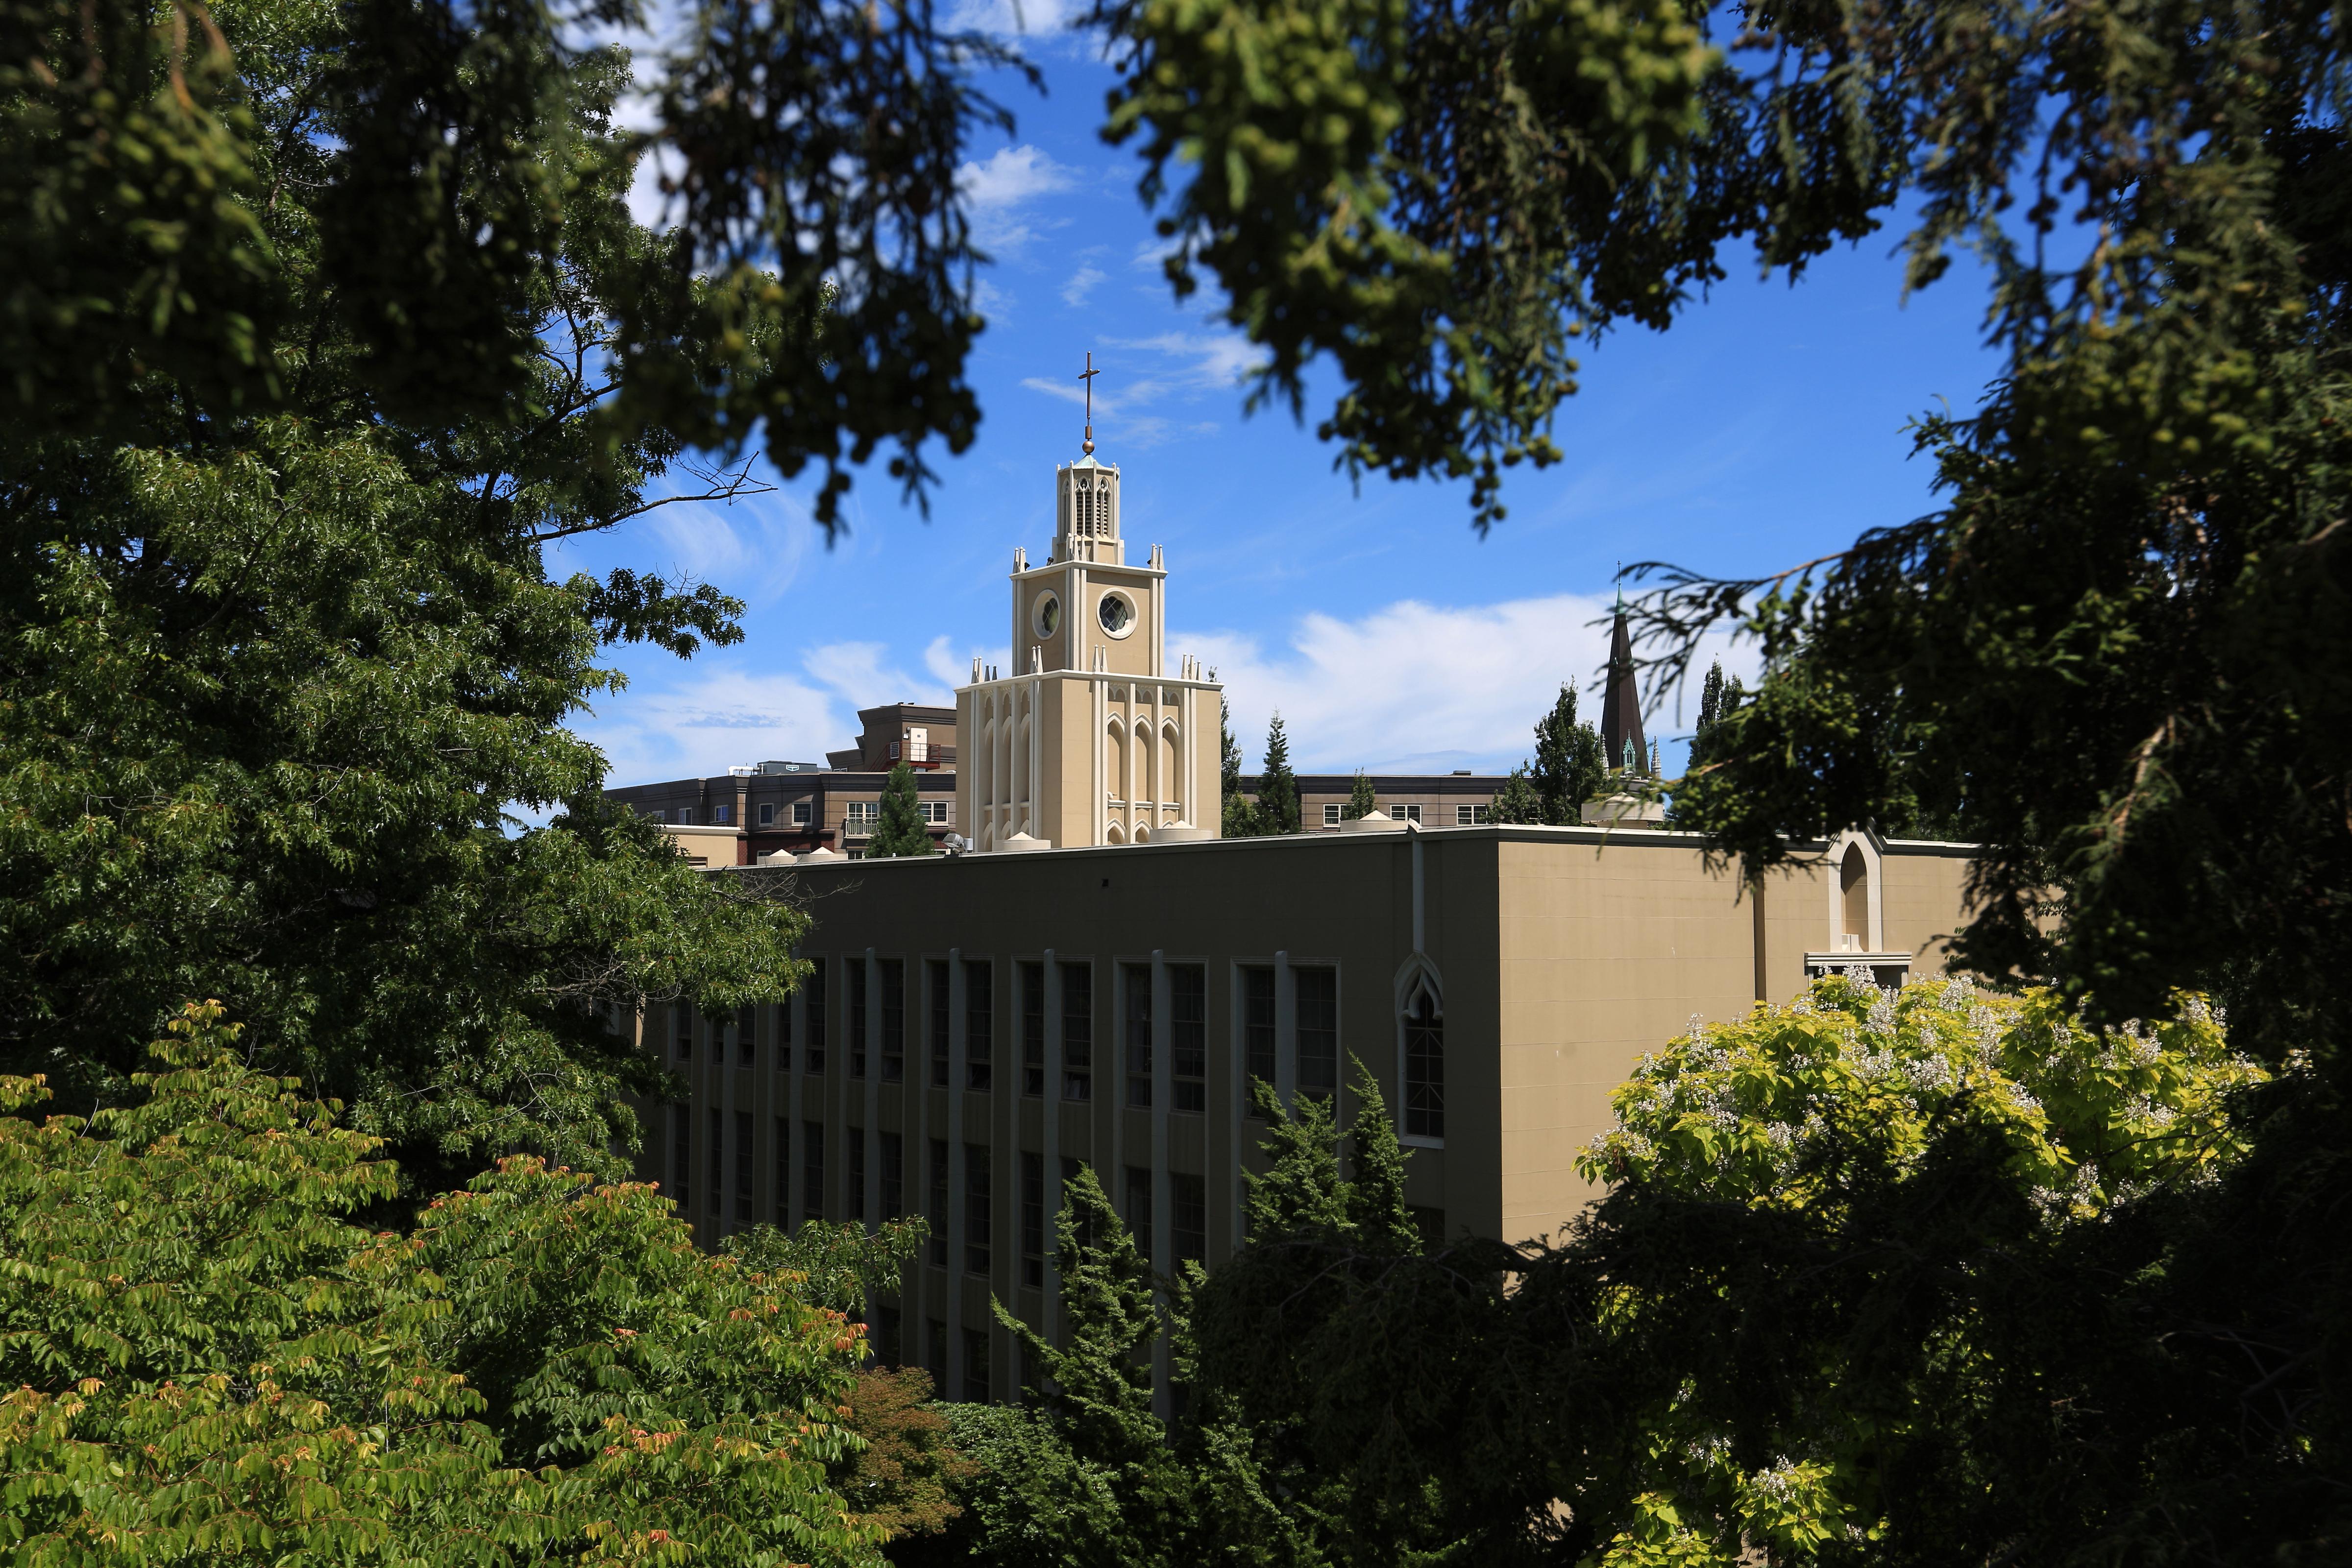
left=880, top=1131, right=904, bottom=1221
left=848, top=962, right=869, bottom=1079
left=1124, top=1166, right=1152, bottom=1264
left=672, top=1104, right=691, bottom=1212
left=1171, top=1173, right=1206, bottom=1266
left=1061, top=964, right=1093, bottom=1102
left=1123, top=964, right=1152, bottom=1107
left=735, top=1110, right=753, bottom=1223
left=876, top=1303, right=901, bottom=1366
left=1404, top=984, right=1445, bottom=1140
left=1170, top=965, right=1206, bottom=1113
left=803, top=1120, right=825, bottom=1223
left=927, top=1319, right=947, bottom=1394
left=675, top=1006, right=693, bottom=1063
left=927, top=960, right=950, bottom=1087
left=1296, top=967, right=1338, bottom=1101
left=736, top=1006, right=754, bottom=1068
left=962, top=1327, right=991, bottom=1404
left=1241, top=967, right=1276, bottom=1110
left=804, top=964, right=828, bottom=1075
left=776, top=993, right=793, bottom=1073
left=774, top=1117, right=790, bottom=1226
left=707, top=1108, right=723, bottom=1216
left=964, top=1144, right=992, bottom=1275
left=1020, top=1151, right=1045, bottom=1288
left=881, top=959, right=906, bottom=1082
left=848, top=1128, right=867, bottom=1222
left=927, top=1138, right=949, bottom=1265
left=1020, top=962, right=1045, bottom=1096
left=966, top=960, right=994, bottom=1091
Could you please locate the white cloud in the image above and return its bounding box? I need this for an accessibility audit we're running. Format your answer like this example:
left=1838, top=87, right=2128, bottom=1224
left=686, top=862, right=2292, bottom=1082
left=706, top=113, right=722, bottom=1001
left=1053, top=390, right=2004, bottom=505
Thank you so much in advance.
left=581, top=664, right=849, bottom=784
left=923, top=634, right=991, bottom=689
left=1180, top=593, right=1754, bottom=775
left=1104, top=330, right=1265, bottom=391
left=958, top=145, right=1083, bottom=254
left=1061, top=265, right=1106, bottom=308
left=802, top=640, right=952, bottom=713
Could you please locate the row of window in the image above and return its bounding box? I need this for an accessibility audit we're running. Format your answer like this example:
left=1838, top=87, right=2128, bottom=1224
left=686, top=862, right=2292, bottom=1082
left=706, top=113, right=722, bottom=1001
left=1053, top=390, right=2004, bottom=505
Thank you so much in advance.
left=646, top=798, right=952, bottom=829
left=1314, top=803, right=1493, bottom=826
left=665, top=1112, right=1207, bottom=1281
left=671, top=957, right=1438, bottom=1132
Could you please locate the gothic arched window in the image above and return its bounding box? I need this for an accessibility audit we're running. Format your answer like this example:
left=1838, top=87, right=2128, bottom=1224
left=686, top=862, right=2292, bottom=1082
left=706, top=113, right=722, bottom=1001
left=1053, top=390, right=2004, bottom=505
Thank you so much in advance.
left=1403, top=981, right=1444, bottom=1139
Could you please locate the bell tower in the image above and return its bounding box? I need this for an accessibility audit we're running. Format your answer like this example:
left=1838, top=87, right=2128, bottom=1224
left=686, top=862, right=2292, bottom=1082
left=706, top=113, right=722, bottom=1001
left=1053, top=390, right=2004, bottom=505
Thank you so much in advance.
left=955, top=359, right=1221, bottom=851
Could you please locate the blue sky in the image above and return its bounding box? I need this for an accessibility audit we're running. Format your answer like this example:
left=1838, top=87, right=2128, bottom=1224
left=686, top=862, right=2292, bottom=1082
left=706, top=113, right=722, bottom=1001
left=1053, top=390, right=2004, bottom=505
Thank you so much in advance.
left=555, top=17, right=2004, bottom=787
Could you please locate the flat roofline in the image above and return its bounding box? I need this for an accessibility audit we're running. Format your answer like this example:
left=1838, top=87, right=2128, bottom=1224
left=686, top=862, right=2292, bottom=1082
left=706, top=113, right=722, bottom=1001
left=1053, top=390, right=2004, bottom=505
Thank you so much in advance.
left=708, top=822, right=1981, bottom=871
left=607, top=770, right=958, bottom=793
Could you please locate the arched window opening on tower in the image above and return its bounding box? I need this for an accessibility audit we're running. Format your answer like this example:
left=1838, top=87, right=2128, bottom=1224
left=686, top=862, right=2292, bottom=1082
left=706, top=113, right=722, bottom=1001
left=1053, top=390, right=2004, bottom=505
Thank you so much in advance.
left=1403, top=979, right=1444, bottom=1140
left=1839, top=843, right=1869, bottom=949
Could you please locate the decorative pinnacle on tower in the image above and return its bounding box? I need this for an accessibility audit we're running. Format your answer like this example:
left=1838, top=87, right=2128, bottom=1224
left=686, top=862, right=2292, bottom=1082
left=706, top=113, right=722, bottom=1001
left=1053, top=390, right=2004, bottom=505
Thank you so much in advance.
left=1078, top=350, right=1101, bottom=455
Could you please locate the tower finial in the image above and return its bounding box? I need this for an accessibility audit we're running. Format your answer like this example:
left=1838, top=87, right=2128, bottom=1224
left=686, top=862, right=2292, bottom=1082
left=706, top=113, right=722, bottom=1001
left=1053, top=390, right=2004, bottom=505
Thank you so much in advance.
left=1079, top=351, right=1101, bottom=455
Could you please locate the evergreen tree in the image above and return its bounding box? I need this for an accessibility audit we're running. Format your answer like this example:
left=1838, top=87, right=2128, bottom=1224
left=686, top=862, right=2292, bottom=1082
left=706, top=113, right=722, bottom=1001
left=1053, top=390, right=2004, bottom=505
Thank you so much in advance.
left=1531, top=683, right=1607, bottom=824
left=1219, top=697, right=1257, bottom=838
left=865, top=763, right=936, bottom=857
left=1489, top=764, right=1544, bottom=825
left=1343, top=770, right=1378, bottom=820
left=1694, top=660, right=1727, bottom=736
left=1256, top=715, right=1302, bottom=836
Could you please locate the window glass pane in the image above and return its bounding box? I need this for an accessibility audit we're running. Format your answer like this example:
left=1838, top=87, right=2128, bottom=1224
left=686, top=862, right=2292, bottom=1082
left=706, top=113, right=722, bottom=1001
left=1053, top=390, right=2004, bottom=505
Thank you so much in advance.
left=1021, top=1151, right=1045, bottom=1288
left=1061, top=964, right=1092, bottom=1102
left=928, top=959, right=950, bottom=1086
left=847, top=962, right=868, bottom=1078
left=804, top=964, right=827, bottom=1074
left=774, top=1117, right=790, bottom=1227
left=803, top=1120, right=825, bottom=1223
left=848, top=1128, right=866, bottom=1221
left=735, top=1110, right=753, bottom=1223
left=962, top=1327, right=991, bottom=1404
left=880, top=958, right=905, bottom=1082
left=1170, top=965, right=1206, bottom=1114
left=672, top=1104, right=691, bottom=1212
left=964, top=1144, right=992, bottom=1275
left=1242, top=967, right=1276, bottom=1110
left=1295, top=967, right=1338, bottom=1100
left=1171, top=1173, right=1206, bottom=1265
left=928, top=1138, right=949, bottom=1265
left=1123, top=964, right=1152, bottom=1108
left=707, top=1108, right=723, bottom=1217
left=1020, top=962, right=1045, bottom=1096
left=1405, top=988, right=1446, bottom=1139
left=881, top=1131, right=903, bottom=1221
left=1124, top=1166, right=1152, bottom=1264
left=966, top=961, right=995, bottom=1090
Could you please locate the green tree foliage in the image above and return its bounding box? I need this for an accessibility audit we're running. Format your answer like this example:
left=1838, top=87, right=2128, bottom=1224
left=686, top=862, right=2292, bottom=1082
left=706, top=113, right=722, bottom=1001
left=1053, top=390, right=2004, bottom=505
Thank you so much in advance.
left=1219, top=697, right=1258, bottom=837
left=1531, top=683, right=1607, bottom=823
left=0, top=1001, right=882, bottom=1567
left=1489, top=764, right=1544, bottom=826
left=0, top=0, right=1052, bottom=1183
left=725, top=1216, right=932, bottom=1318
left=867, top=763, right=939, bottom=858
left=1343, top=770, right=1377, bottom=820
left=1254, top=715, right=1302, bottom=836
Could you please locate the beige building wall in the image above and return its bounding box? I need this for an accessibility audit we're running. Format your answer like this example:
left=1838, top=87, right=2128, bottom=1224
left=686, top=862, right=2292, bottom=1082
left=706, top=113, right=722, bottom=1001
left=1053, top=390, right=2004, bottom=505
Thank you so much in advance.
left=634, top=824, right=1976, bottom=1406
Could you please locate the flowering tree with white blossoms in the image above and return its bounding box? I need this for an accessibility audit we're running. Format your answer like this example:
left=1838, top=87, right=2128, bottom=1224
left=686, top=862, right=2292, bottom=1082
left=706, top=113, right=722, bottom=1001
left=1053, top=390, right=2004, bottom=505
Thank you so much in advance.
left=1572, top=974, right=2264, bottom=1567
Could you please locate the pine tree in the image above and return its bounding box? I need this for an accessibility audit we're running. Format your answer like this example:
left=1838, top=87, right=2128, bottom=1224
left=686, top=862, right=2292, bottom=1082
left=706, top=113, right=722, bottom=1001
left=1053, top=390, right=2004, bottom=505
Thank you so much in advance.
left=864, top=762, right=935, bottom=857
left=1219, top=697, right=1257, bottom=838
left=1531, top=684, right=1607, bottom=824
left=1343, top=770, right=1377, bottom=820
left=1695, top=660, right=1727, bottom=735
left=1490, top=764, right=1544, bottom=824
left=1256, top=715, right=1301, bottom=836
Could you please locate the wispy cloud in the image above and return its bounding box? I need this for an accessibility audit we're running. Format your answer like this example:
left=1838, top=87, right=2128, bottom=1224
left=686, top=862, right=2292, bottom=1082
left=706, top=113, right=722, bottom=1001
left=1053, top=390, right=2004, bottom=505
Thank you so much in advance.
left=958, top=145, right=1083, bottom=255
left=1060, top=265, right=1106, bottom=308
left=802, top=640, right=951, bottom=712
left=1181, top=594, right=1754, bottom=775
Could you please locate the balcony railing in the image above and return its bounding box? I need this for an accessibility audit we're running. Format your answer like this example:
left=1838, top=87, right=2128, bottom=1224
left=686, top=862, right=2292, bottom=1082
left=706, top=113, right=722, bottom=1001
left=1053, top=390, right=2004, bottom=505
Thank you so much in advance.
left=885, top=740, right=957, bottom=767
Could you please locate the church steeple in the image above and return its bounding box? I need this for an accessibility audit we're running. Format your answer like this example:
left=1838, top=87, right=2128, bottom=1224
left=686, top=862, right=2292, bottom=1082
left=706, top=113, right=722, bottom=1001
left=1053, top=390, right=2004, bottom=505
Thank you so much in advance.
left=1601, top=595, right=1647, bottom=776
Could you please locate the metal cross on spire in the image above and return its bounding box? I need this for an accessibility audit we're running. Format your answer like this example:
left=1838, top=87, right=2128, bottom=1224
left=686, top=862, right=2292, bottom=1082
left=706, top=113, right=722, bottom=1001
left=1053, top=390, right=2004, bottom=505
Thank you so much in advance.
left=1079, top=351, right=1101, bottom=455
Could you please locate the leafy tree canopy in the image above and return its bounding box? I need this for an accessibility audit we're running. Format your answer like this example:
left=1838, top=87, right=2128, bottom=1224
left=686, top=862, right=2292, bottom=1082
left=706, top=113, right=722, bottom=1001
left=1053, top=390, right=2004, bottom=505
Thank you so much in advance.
left=0, top=1001, right=881, bottom=1568
left=1343, top=770, right=1377, bottom=820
